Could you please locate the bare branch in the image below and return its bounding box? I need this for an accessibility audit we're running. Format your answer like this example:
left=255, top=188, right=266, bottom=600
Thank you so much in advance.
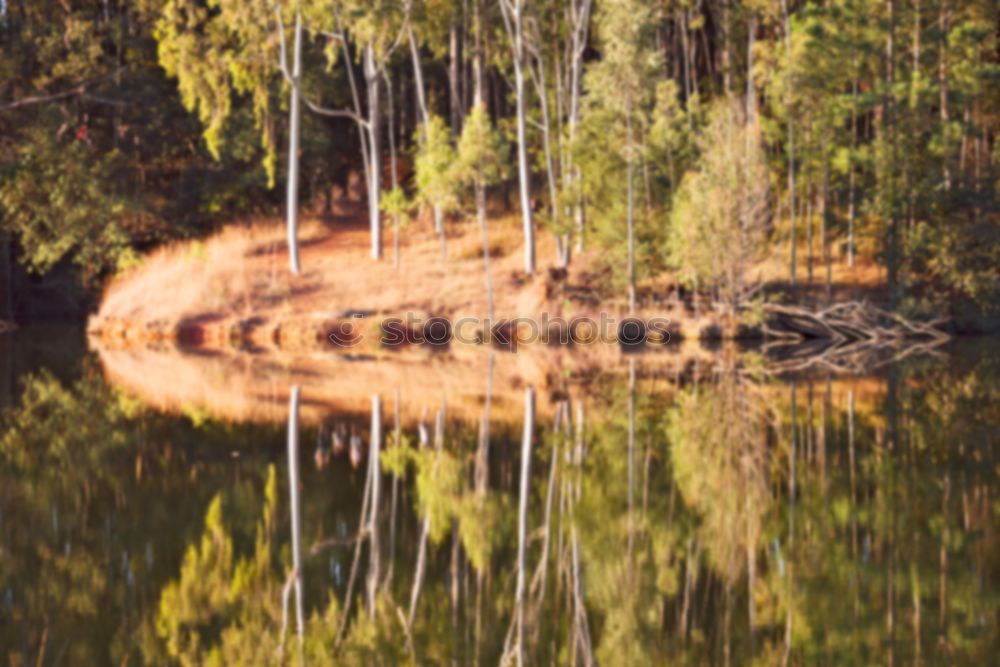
left=302, top=96, right=369, bottom=128
left=0, top=73, right=119, bottom=111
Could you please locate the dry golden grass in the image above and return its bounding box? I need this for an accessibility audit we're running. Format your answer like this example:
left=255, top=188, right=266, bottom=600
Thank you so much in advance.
left=91, top=210, right=573, bottom=342
left=92, top=199, right=892, bottom=348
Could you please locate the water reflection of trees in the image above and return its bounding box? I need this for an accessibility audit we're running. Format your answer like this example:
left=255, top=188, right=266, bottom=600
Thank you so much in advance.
left=3, top=348, right=999, bottom=664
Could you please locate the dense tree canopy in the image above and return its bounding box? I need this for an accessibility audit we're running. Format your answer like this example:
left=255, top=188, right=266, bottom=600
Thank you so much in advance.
left=2, top=0, right=999, bottom=322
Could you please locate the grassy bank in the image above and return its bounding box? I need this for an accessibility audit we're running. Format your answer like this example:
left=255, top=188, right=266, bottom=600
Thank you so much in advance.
left=87, top=205, right=899, bottom=351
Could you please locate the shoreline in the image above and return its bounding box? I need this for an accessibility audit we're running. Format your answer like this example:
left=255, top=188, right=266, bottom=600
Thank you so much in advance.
left=85, top=211, right=972, bottom=355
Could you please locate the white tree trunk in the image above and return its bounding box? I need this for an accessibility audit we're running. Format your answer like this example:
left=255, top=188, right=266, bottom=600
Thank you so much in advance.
left=780, top=0, right=797, bottom=286
left=286, top=10, right=303, bottom=274
left=408, top=28, right=444, bottom=235
left=569, top=0, right=592, bottom=253
left=364, top=44, right=382, bottom=260
left=505, top=0, right=535, bottom=275
left=626, top=110, right=636, bottom=315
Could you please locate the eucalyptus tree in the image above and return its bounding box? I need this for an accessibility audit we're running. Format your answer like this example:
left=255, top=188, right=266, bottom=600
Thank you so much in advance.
left=668, top=99, right=770, bottom=311
left=582, top=0, right=662, bottom=314
left=413, top=113, right=459, bottom=259
left=521, top=0, right=593, bottom=266
left=499, top=0, right=536, bottom=275
left=455, top=104, right=508, bottom=321
left=152, top=0, right=410, bottom=268
left=298, top=0, right=412, bottom=261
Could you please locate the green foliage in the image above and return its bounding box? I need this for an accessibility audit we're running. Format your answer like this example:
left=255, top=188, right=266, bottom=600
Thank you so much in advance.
left=414, top=113, right=459, bottom=216
left=4, top=0, right=1000, bottom=321
left=668, top=99, right=771, bottom=305
left=454, top=104, right=507, bottom=189
left=379, top=186, right=410, bottom=219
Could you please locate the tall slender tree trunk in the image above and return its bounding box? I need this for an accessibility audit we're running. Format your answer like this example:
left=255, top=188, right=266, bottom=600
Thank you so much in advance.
left=885, top=0, right=899, bottom=303
left=569, top=0, right=592, bottom=253
left=780, top=0, right=797, bottom=286
left=848, top=74, right=858, bottom=267
left=746, top=16, right=757, bottom=122
left=721, top=0, right=731, bottom=93
left=806, top=183, right=814, bottom=285
left=339, top=38, right=372, bottom=206
left=364, top=44, right=382, bottom=260
left=1, top=233, right=12, bottom=324
left=385, top=72, right=401, bottom=270
left=530, top=56, right=565, bottom=266
left=450, top=23, right=462, bottom=136
left=286, top=9, right=303, bottom=274
left=822, top=161, right=832, bottom=302
left=938, top=2, right=951, bottom=191
left=474, top=4, right=495, bottom=322
left=626, top=110, right=636, bottom=315
left=477, top=179, right=495, bottom=321
left=408, top=28, right=444, bottom=236
left=504, top=0, right=536, bottom=275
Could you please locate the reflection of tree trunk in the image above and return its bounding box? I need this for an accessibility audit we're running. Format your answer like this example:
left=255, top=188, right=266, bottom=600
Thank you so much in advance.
left=679, top=538, right=693, bottom=639
left=366, top=394, right=382, bottom=617
left=627, top=359, right=636, bottom=573
left=939, top=473, right=949, bottom=641
left=287, top=386, right=304, bottom=642
left=789, top=381, right=797, bottom=541
left=570, top=525, right=594, bottom=666
left=848, top=389, right=858, bottom=623
left=531, top=400, right=563, bottom=606
left=477, top=352, right=495, bottom=495
left=407, top=520, right=430, bottom=627
left=515, top=387, right=535, bottom=664
left=2, top=232, right=14, bottom=325
left=407, top=406, right=446, bottom=626
left=450, top=522, right=461, bottom=631
left=723, top=581, right=732, bottom=667
left=334, top=429, right=374, bottom=649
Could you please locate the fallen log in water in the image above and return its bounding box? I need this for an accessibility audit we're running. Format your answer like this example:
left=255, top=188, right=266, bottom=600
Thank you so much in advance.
left=762, top=301, right=949, bottom=344
left=759, top=301, right=950, bottom=375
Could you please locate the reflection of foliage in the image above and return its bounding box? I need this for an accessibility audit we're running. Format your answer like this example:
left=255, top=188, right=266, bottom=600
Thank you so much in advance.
left=156, top=466, right=280, bottom=665
left=0, top=365, right=285, bottom=664
left=382, top=436, right=506, bottom=569
left=668, top=377, right=771, bottom=582
left=4, top=348, right=1000, bottom=663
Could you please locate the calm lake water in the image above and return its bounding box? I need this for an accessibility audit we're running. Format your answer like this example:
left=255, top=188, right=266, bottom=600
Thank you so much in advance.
left=1, top=329, right=998, bottom=665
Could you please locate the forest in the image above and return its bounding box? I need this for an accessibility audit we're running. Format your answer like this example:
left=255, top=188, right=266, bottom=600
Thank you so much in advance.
left=1, top=0, right=999, bottom=326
